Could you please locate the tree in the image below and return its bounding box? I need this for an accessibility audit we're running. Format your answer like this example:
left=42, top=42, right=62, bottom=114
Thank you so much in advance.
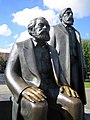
left=0, top=57, right=7, bottom=73
left=82, top=40, right=90, bottom=71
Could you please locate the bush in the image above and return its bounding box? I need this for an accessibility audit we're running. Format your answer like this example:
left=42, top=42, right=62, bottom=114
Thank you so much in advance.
left=0, top=57, right=7, bottom=73
left=82, top=40, right=90, bottom=71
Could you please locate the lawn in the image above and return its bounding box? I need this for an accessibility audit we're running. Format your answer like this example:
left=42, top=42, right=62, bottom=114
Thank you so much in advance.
left=84, top=81, right=90, bottom=88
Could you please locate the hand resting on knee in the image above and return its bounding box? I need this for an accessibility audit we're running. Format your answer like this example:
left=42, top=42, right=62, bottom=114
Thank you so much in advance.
left=60, top=86, right=79, bottom=98
left=22, top=87, right=47, bottom=103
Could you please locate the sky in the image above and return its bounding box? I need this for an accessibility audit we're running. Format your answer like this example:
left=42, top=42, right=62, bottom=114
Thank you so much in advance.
left=0, top=0, right=90, bottom=53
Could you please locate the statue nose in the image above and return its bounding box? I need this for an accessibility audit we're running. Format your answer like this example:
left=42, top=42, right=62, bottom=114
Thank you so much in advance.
left=70, top=13, right=73, bottom=16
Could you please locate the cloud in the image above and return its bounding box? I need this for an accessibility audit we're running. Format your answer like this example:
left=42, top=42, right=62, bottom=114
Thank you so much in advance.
left=0, top=24, right=12, bottom=36
left=0, top=42, right=14, bottom=53
left=0, top=31, right=30, bottom=53
left=43, top=0, right=90, bottom=18
left=0, top=48, right=11, bottom=53
left=16, top=30, right=30, bottom=42
left=12, top=7, right=59, bottom=27
left=13, top=34, right=19, bottom=39
left=8, top=43, right=14, bottom=47
left=86, top=33, right=89, bottom=39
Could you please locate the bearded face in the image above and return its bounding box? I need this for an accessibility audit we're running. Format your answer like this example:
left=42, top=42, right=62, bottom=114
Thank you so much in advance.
left=33, top=31, right=50, bottom=42
left=31, top=18, right=50, bottom=43
left=62, top=9, right=74, bottom=25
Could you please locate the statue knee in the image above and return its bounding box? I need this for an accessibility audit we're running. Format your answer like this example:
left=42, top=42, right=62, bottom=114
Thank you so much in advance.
left=69, top=97, right=82, bottom=109
left=20, top=98, right=48, bottom=120
left=57, top=92, right=82, bottom=110
left=57, top=93, right=83, bottom=120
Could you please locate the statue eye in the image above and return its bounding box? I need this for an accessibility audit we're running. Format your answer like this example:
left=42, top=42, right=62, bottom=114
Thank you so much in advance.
left=66, top=11, right=73, bottom=16
left=30, top=27, right=33, bottom=31
left=66, top=12, right=70, bottom=15
left=38, top=23, right=44, bottom=27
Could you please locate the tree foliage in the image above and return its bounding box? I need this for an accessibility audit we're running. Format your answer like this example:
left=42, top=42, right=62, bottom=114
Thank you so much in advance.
left=0, top=57, right=7, bottom=73
left=82, top=40, right=90, bottom=71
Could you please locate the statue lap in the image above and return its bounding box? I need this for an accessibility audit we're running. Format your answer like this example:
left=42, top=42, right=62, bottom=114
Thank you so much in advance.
left=12, top=92, right=83, bottom=120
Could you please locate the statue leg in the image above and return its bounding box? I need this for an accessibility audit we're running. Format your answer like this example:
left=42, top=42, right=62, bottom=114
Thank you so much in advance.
left=57, top=93, right=83, bottom=120
left=19, top=97, right=48, bottom=120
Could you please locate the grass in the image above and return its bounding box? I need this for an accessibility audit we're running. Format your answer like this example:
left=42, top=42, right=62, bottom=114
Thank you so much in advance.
left=84, top=81, right=90, bottom=88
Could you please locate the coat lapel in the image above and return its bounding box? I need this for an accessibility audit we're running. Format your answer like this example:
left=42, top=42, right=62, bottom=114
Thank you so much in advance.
left=48, top=46, right=60, bottom=85
left=23, top=39, right=40, bottom=79
left=57, top=24, right=70, bottom=84
left=58, top=24, right=68, bottom=35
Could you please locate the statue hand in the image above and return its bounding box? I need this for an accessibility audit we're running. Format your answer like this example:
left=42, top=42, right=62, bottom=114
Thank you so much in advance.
left=60, top=86, right=79, bottom=98
left=22, top=87, right=46, bottom=103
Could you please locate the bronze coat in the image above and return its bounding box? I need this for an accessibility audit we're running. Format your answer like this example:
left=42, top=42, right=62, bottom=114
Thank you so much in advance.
left=50, top=24, right=86, bottom=105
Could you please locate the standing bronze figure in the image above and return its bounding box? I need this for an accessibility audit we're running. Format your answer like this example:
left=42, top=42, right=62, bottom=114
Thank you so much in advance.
left=5, top=17, right=82, bottom=120
left=50, top=7, right=86, bottom=115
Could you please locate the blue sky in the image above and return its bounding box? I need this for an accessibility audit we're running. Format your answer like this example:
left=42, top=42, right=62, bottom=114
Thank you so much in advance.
left=0, top=0, right=90, bottom=53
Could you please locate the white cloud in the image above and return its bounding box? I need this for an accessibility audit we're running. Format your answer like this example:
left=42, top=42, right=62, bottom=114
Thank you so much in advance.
left=13, top=34, right=19, bottom=39
left=0, top=48, right=11, bottom=53
left=12, top=7, right=59, bottom=27
left=0, top=31, right=30, bottom=53
left=16, top=30, right=30, bottom=42
left=86, top=33, right=89, bottom=39
left=8, top=43, right=14, bottom=47
left=43, top=0, right=90, bottom=18
left=0, top=24, right=12, bottom=36
left=0, top=42, right=14, bottom=53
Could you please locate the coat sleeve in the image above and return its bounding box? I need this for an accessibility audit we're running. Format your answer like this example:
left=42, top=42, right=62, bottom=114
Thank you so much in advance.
left=4, top=43, right=29, bottom=103
left=75, top=30, right=86, bottom=78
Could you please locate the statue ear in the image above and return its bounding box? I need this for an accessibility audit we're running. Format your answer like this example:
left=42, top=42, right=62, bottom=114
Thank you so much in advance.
left=59, top=14, right=62, bottom=22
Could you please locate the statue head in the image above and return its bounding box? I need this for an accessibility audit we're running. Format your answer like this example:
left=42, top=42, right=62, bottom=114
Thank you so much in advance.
left=28, top=17, right=50, bottom=43
left=59, top=8, right=74, bottom=26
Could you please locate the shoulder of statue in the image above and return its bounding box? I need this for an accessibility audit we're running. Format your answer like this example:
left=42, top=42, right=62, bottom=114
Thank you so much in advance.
left=71, top=26, right=78, bottom=32
left=51, top=23, right=60, bottom=28
left=16, top=38, right=32, bottom=45
left=16, top=38, right=33, bottom=49
left=73, top=27, right=80, bottom=35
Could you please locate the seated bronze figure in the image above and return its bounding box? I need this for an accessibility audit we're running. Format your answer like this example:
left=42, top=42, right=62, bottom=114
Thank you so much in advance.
left=5, top=17, right=83, bottom=120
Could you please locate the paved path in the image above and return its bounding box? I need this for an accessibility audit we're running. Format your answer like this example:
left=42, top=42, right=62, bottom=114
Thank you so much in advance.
left=0, top=85, right=90, bottom=119
left=0, top=84, right=11, bottom=101
left=85, top=88, right=90, bottom=120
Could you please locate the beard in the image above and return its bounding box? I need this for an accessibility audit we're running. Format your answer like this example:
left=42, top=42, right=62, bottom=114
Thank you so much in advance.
left=62, top=16, right=74, bottom=25
left=32, top=31, right=50, bottom=42
left=66, top=17, right=74, bottom=25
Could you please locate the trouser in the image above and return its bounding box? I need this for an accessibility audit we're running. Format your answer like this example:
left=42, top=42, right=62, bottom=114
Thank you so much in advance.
left=70, top=56, right=79, bottom=93
left=70, top=56, right=85, bottom=119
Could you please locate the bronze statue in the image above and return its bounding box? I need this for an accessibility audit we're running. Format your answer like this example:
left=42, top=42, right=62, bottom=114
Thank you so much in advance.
left=49, top=7, right=86, bottom=115
left=5, top=17, right=82, bottom=120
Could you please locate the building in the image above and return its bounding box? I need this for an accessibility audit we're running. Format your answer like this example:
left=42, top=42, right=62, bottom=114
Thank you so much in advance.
left=0, top=52, right=9, bottom=61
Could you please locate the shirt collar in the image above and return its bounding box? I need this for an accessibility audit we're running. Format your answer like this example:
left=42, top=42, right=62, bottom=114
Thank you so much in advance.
left=32, top=38, right=48, bottom=47
left=33, top=40, right=38, bottom=47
